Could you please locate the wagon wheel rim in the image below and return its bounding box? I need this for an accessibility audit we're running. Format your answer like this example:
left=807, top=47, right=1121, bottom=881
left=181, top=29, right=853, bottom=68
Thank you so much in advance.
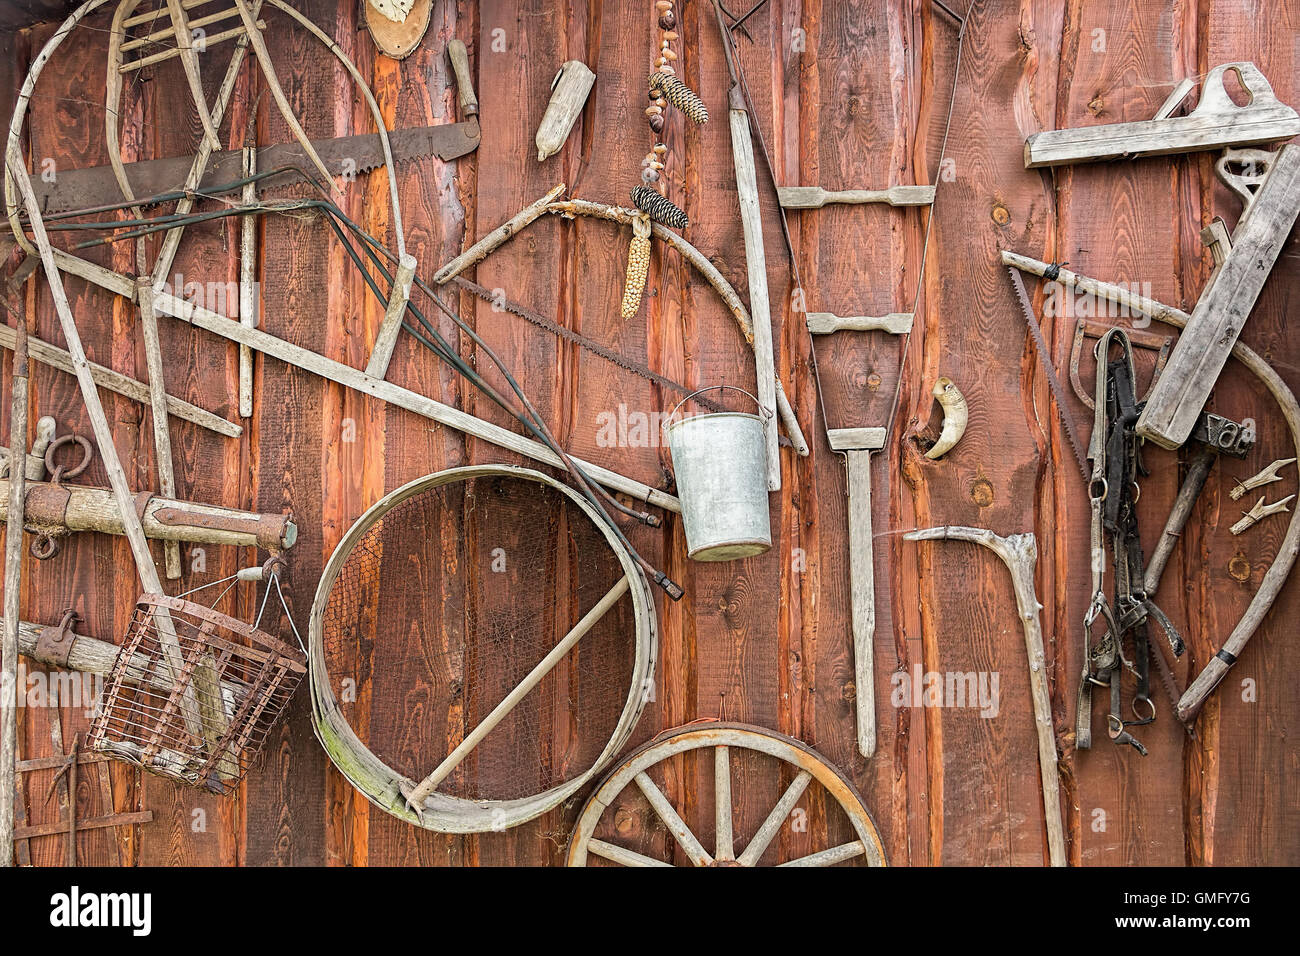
left=566, top=722, right=887, bottom=867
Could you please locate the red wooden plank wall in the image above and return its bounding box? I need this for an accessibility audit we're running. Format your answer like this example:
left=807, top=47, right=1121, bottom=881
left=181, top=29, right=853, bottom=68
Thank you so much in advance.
left=1, top=0, right=1296, bottom=866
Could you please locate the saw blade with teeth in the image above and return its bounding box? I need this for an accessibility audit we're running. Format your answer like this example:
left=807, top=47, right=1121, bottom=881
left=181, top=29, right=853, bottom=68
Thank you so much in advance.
left=30, top=122, right=479, bottom=215
left=1007, top=266, right=1092, bottom=483
left=451, top=276, right=756, bottom=422
left=1149, top=640, right=1194, bottom=736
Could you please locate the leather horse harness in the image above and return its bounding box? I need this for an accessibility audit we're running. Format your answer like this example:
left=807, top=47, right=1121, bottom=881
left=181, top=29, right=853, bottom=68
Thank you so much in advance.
left=1078, top=329, right=1186, bottom=755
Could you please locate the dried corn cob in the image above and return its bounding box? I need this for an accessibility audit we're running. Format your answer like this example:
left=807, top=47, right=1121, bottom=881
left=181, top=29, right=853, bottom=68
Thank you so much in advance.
left=648, top=71, right=708, bottom=124
left=631, top=185, right=688, bottom=229
left=621, top=215, right=653, bottom=319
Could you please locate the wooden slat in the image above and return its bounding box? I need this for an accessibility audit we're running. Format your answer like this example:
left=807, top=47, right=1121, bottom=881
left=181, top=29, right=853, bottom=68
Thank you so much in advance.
left=1055, top=0, right=1194, bottom=867
left=1198, top=0, right=1300, bottom=868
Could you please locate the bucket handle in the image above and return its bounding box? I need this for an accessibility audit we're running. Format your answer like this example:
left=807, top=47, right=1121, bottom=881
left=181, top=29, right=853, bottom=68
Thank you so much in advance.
left=663, top=385, right=773, bottom=430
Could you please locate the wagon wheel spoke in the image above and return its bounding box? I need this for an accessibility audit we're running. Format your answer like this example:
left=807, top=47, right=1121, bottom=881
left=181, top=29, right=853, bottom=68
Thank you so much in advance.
left=777, top=840, right=868, bottom=868
left=635, top=770, right=713, bottom=866
left=736, top=769, right=812, bottom=867
left=714, top=745, right=734, bottom=861
left=587, top=838, right=675, bottom=867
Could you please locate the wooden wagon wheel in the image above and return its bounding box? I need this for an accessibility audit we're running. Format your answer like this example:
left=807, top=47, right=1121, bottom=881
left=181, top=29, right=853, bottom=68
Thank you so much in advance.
left=567, top=722, right=887, bottom=867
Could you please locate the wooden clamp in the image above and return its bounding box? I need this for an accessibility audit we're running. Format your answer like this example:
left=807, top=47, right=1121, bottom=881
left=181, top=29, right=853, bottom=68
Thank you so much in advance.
left=1024, top=63, right=1300, bottom=168
left=1137, top=144, right=1300, bottom=449
left=828, top=426, right=887, bottom=758
left=904, top=526, right=1067, bottom=867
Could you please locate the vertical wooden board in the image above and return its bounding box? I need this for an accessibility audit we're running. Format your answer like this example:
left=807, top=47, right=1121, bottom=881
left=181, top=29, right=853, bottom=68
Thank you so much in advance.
left=895, top=0, right=1055, bottom=864
left=672, top=0, right=785, bottom=851
left=361, top=16, right=472, bottom=869
left=1052, top=0, right=1195, bottom=866
left=913, top=543, right=1047, bottom=864
left=124, top=23, right=250, bottom=870
left=12, top=16, right=146, bottom=867
left=795, top=0, right=921, bottom=858
left=562, top=0, right=664, bottom=568
left=734, top=2, right=817, bottom=811
left=1196, top=1, right=1300, bottom=866
left=463, top=0, right=569, bottom=867
left=767, top=0, right=846, bottom=861
left=236, top=0, right=340, bottom=868
left=1016, top=0, right=1099, bottom=869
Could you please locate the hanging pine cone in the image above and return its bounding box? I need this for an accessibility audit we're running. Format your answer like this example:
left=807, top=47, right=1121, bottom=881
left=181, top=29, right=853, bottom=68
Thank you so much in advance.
left=621, top=215, right=653, bottom=319
left=632, top=185, right=688, bottom=229
left=647, top=71, right=708, bottom=124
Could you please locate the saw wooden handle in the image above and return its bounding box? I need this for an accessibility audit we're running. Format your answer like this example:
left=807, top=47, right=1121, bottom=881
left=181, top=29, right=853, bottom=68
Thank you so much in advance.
left=447, top=39, right=478, bottom=117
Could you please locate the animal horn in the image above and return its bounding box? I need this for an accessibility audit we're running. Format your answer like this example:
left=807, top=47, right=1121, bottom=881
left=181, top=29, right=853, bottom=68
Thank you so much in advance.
left=925, top=377, right=968, bottom=460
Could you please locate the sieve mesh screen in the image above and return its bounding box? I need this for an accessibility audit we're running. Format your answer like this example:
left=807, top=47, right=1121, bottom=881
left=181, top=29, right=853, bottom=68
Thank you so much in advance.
left=322, top=473, right=639, bottom=802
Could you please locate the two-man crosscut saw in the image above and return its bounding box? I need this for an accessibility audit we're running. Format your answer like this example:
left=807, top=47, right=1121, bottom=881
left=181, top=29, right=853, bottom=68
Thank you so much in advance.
left=452, top=276, right=796, bottom=431
left=1006, top=266, right=1092, bottom=483
left=28, top=123, right=480, bottom=215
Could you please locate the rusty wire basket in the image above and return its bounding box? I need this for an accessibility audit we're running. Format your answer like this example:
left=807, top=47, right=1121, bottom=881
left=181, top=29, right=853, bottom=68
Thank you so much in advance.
left=88, top=594, right=306, bottom=794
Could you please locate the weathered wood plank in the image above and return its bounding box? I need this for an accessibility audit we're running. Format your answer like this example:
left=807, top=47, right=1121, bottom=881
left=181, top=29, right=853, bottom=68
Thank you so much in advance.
left=1197, top=0, right=1300, bottom=868
left=1051, top=0, right=1195, bottom=867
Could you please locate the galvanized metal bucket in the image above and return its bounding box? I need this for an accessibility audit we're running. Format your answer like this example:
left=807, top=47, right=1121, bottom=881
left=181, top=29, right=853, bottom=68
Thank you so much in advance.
left=664, top=386, right=772, bottom=562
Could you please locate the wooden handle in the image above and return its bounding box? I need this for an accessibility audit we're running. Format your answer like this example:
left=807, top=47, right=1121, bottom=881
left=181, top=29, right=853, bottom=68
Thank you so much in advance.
left=404, top=574, right=631, bottom=809
left=806, top=312, right=914, bottom=335
left=727, top=107, right=780, bottom=491
left=447, top=39, right=478, bottom=117
left=844, top=449, right=877, bottom=758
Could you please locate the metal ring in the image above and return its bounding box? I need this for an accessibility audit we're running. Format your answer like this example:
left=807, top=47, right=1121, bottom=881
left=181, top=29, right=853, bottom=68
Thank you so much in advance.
left=1130, top=480, right=1141, bottom=503
left=1106, top=713, right=1125, bottom=736
left=29, top=533, right=60, bottom=560
left=43, top=434, right=93, bottom=481
left=1089, top=477, right=1108, bottom=502
left=1131, top=696, right=1156, bottom=723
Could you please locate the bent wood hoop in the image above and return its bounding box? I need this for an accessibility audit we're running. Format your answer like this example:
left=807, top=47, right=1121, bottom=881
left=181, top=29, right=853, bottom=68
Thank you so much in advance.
left=307, top=464, right=658, bottom=833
